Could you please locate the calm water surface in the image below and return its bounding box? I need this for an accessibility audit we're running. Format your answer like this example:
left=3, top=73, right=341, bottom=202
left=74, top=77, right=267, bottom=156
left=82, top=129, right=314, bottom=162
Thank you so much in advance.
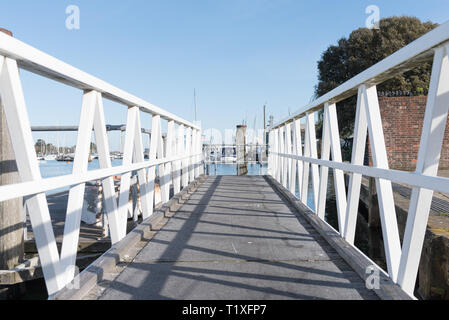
left=39, top=159, right=123, bottom=194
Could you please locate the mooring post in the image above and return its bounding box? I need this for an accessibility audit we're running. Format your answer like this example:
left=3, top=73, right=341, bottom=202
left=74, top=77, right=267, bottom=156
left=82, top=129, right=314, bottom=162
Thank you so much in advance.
left=236, top=125, right=248, bottom=176
left=0, top=28, right=25, bottom=270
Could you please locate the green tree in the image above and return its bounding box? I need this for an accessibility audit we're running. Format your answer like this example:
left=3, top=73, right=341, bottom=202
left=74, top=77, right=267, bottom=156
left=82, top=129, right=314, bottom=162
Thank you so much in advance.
left=315, top=16, right=438, bottom=140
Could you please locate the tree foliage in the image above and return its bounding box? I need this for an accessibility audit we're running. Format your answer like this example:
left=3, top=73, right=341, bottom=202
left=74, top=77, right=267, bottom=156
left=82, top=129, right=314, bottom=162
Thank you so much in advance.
left=315, top=16, right=438, bottom=139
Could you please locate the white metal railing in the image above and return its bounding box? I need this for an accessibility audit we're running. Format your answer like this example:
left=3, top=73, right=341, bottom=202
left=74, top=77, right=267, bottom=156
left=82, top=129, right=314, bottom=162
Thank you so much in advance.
left=0, top=32, right=204, bottom=296
left=268, top=21, right=449, bottom=299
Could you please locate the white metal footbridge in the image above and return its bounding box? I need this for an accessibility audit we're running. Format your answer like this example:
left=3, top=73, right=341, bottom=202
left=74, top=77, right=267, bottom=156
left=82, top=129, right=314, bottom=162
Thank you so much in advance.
left=0, top=20, right=448, bottom=300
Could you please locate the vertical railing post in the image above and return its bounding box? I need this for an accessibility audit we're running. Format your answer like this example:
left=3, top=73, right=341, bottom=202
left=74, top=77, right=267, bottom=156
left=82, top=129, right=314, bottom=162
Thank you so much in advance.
left=308, top=113, right=320, bottom=211
left=289, top=122, right=297, bottom=195
left=173, top=124, right=182, bottom=194
left=278, top=126, right=284, bottom=185
left=162, top=120, right=174, bottom=203
left=186, top=127, right=193, bottom=183
left=398, top=44, right=449, bottom=295
left=190, top=129, right=195, bottom=181
left=198, top=129, right=204, bottom=175
left=91, top=93, right=120, bottom=241
left=283, top=123, right=292, bottom=189
left=317, top=104, right=331, bottom=220
left=0, top=56, right=63, bottom=295
left=344, top=86, right=368, bottom=244
left=364, top=85, right=401, bottom=283
left=60, top=90, right=97, bottom=285
left=147, top=115, right=162, bottom=217
left=0, top=28, right=24, bottom=273
left=132, top=110, right=151, bottom=222
left=118, top=106, right=141, bottom=236
left=181, top=125, right=188, bottom=188
left=194, top=129, right=200, bottom=178
left=327, top=103, right=347, bottom=234
left=294, top=118, right=303, bottom=198
left=301, top=116, right=311, bottom=205
left=273, top=128, right=279, bottom=181
left=268, top=130, right=274, bottom=176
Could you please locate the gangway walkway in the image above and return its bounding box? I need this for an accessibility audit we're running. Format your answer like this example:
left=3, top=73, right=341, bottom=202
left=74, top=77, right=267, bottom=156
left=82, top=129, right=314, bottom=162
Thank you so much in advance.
left=83, top=176, right=378, bottom=300
left=3, top=19, right=449, bottom=301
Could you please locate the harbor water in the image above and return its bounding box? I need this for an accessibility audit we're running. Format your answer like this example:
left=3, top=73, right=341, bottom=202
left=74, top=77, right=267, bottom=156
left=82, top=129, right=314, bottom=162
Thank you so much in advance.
left=39, top=159, right=122, bottom=194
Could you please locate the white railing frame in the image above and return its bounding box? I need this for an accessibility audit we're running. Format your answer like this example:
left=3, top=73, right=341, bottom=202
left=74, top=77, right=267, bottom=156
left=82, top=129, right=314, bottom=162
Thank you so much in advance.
left=268, top=21, right=449, bottom=299
left=0, top=34, right=204, bottom=296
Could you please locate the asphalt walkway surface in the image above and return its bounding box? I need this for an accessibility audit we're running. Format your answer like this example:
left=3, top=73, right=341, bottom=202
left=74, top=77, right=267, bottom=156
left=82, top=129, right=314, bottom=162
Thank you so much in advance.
left=98, top=176, right=378, bottom=300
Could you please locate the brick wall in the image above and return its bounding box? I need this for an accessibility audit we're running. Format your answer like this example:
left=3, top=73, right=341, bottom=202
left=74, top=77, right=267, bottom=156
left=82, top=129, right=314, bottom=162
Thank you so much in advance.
left=365, top=96, right=449, bottom=171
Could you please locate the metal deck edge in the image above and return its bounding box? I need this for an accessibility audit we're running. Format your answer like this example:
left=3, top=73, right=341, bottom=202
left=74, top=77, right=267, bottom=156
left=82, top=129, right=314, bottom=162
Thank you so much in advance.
left=264, top=175, right=413, bottom=300
left=50, top=174, right=207, bottom=300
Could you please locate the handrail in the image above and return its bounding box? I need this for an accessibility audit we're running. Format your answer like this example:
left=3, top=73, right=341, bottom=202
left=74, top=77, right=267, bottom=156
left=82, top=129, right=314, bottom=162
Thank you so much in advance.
left=0, top=32, right=200, bottom=130
left=0, top=33, right=204, bottom=297
left=0, top=153, right=202, bottom=203
left=272, top=20, right=449, bottom=129
left=267, top=21, right=449, bottom=299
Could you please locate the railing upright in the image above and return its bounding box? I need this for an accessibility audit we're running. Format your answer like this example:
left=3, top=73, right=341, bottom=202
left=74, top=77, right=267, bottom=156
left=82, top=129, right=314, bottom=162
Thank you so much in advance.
left=267, top=22, right=449, bottom=298
left=0, top=33, right=203, bottom=296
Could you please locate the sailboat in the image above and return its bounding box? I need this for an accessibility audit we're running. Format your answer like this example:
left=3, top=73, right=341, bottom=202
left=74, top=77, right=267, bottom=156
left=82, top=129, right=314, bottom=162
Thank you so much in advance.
left=37, top=140, right=47, bottom=164
left=44, top=154, right=57, bottom=161
left=44, top=134, right=57, bottom=160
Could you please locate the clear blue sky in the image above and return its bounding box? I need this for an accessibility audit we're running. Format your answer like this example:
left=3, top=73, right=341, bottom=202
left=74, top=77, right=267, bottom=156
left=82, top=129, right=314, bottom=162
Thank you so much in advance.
left=1, top=0, right=448, bottom=150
